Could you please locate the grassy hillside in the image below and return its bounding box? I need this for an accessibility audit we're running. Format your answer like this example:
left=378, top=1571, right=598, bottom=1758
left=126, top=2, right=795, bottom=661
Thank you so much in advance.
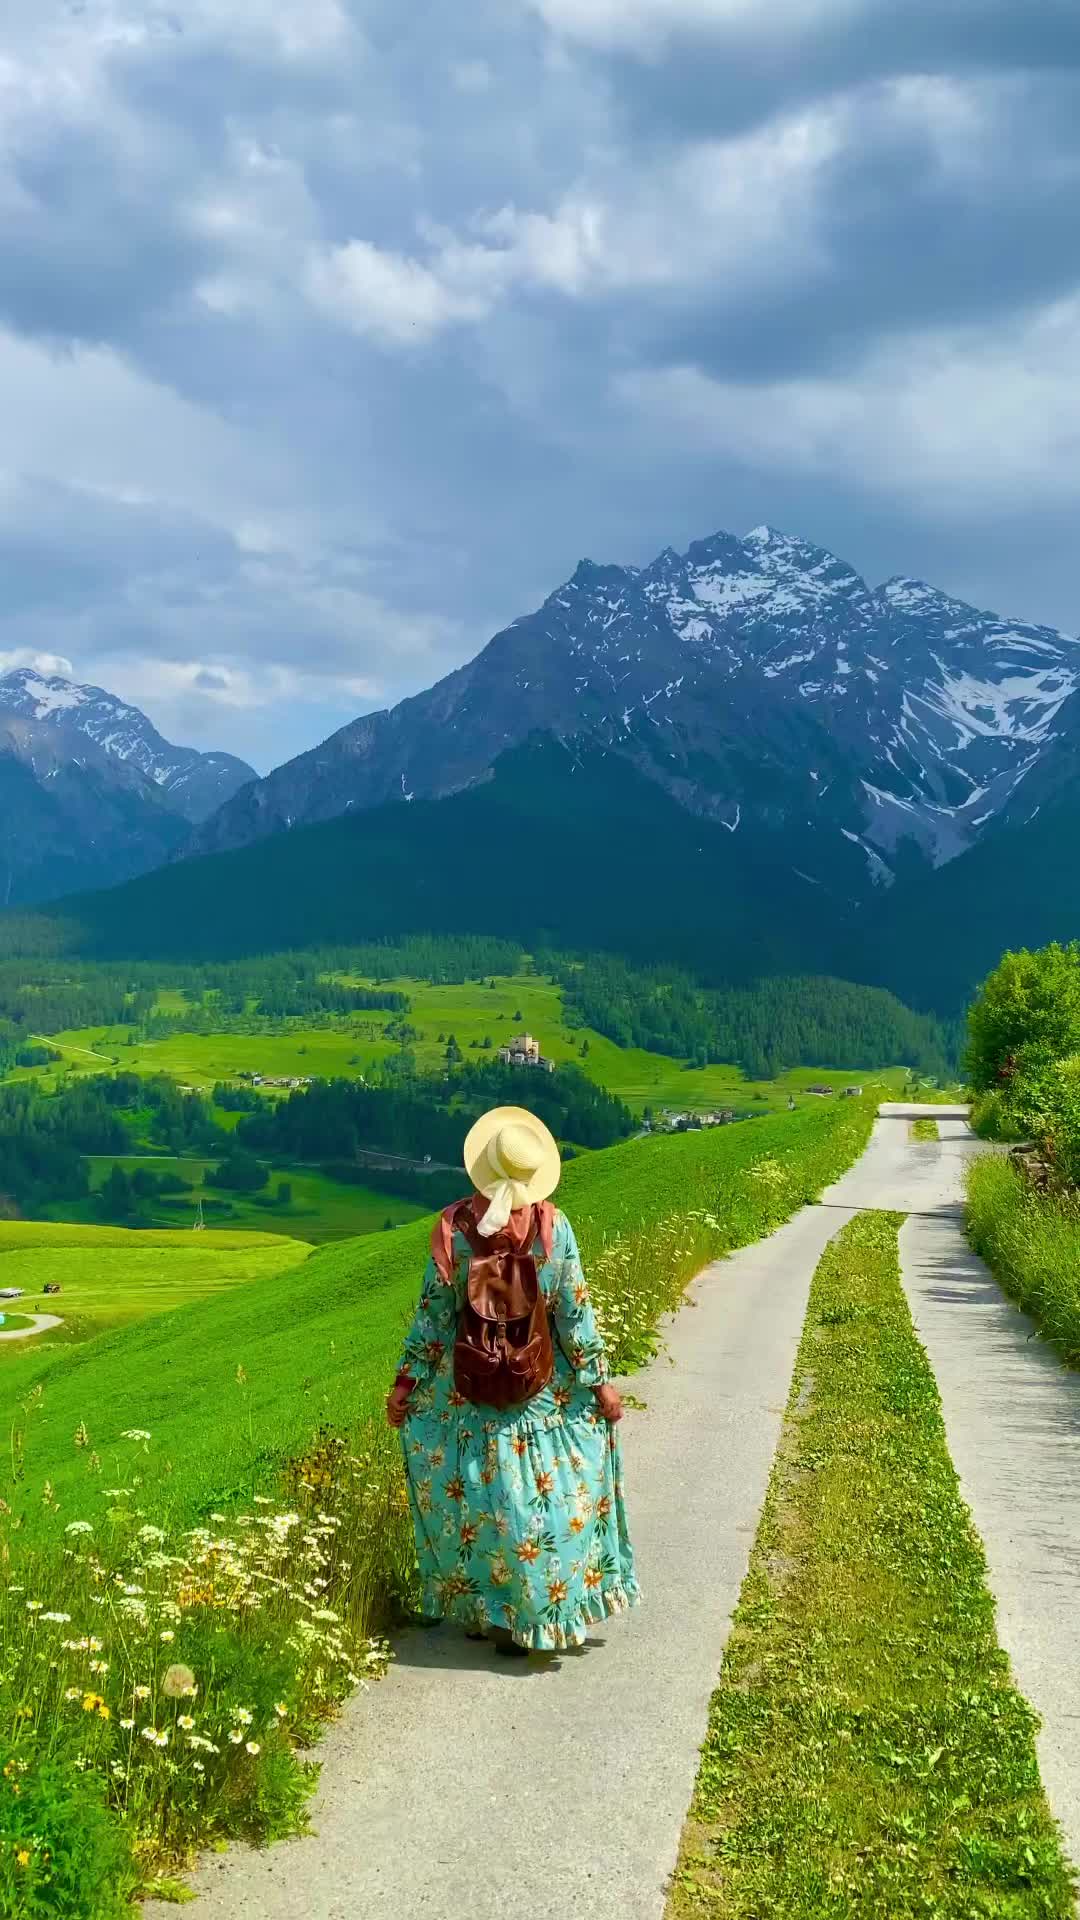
left=3, top=1098, right=875, bottom=1544
left=67, top=1157, right=428, bottom=1243
left=0, top=1220, right=310, bottom=1350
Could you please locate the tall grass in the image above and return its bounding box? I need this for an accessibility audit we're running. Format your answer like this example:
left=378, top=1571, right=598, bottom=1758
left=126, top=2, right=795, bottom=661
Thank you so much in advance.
left=966, top=1155, right=1080, bottom=1366
left=2, top=1097, right=878, bottom=1912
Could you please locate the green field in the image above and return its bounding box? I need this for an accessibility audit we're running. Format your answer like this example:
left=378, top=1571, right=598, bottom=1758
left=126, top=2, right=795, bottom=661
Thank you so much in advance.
left=57, top=1155, right=429, bottom=1244
left=1, top=1098, right=876, bottom=1535
left=0, top=1219, right=311, bottom=1357
left=27, top=969, right=910, bottom=1115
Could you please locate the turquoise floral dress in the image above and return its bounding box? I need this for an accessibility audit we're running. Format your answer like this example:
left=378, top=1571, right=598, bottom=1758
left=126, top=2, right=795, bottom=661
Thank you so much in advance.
left=397, top=1209, right=640, bottom=1650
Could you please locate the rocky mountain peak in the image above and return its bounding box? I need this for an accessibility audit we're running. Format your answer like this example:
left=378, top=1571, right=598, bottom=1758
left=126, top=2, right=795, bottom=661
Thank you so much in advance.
left=0, top=666, right=255, bottom=825
left=187, top=522, right=1080, bottom=896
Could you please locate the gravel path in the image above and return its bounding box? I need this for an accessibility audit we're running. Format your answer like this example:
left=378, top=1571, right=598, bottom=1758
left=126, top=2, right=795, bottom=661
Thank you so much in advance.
left=0, top=1311, right=62, bottom=1341
left=146, top=1105, right=1080, bottom=1916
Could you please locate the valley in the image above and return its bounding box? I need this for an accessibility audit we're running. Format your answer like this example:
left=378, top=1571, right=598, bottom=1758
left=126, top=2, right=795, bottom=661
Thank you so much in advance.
left=0, top=942, right=933, bottom=1254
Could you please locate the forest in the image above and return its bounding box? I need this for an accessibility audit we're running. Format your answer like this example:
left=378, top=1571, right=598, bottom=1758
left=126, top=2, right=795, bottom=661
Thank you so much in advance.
left=235, top=1059, right=636, bottom=1166
left=551, top=958, right=961, bottom=1080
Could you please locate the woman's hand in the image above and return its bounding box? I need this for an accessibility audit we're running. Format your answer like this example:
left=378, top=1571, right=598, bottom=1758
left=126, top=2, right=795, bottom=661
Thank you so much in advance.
left=386, top=1380, right=414, bottom=1428
left=593, top=1383, right=623, bottom=1424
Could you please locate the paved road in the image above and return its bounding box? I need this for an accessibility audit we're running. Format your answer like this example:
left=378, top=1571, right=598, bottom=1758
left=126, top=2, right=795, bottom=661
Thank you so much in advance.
left=145, top=1201, right=857, bottom=1920
left=147, top=1106, right=1080, bottom=1916
left=901, top=1212, right=1080, bottom=1870
left=0, top=1312, right=62, bottom=1341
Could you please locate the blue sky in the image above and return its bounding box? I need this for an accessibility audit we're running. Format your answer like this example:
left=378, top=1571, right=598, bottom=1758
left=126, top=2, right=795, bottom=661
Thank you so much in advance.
left=1, top=0, right=1078, bottom=770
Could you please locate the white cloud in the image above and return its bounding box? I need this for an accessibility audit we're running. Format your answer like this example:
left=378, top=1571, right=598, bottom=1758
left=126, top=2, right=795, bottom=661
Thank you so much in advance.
left=615, top=293, right=1080, bottom=515
left=524, top=0, right=860, bottom=53
left=307, top=98, right=842, bottom=349
left=0, top=648, right=75, bottom=678
left=306, top=238, right=491, bottom=345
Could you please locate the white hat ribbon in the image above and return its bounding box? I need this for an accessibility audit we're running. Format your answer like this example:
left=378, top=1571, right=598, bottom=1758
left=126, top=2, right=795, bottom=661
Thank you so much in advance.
left=477, top=1125, right=543, bottom=1236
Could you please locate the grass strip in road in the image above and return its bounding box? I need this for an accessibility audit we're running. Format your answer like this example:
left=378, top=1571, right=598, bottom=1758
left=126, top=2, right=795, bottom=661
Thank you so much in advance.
left=668, top=1211, right=1075, bottom=1918
left=966, top=1154, right=1080, bottom=1368
left=910, top=1116, right=940, bottom=1142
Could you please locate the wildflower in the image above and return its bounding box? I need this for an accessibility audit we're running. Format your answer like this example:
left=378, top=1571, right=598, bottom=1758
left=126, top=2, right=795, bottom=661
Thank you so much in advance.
left=64, top=1687, right=82, bottom=1702
left=245, top=1741, right=261, bottom=1756
left=121, top=1429, right=152, bottom=1443
left=82, top=1693, right=106, bottom=1715
left=274, top=1703, right=288, bottom=1719
left=119, top=1719, right=135, bottom=1731
left=192, top=1760, right=206, bottom=1775
left=133, top=1685, right=152, bottom=1701
left=229, top=1731, right=244, bottom=1745
left=25, top=1600, right=43, bottom=1613
left=162, top=1664, right=196, bottom=1699
left=177, top=1715, right=196, bottom=1732
left=138, top=1525, right=165, bottom=1544
left=40, top=1611, right=71, bottom=1624
left=89, top=1660, right=109, bottom=1676
left=140, top=1726, right=168, bottom=1749
left=15, top=1850, right=30, bottom=1868
left=159, top=1630, right=175, bottom=1643
left=210, top=1512, right=227, bottom=1523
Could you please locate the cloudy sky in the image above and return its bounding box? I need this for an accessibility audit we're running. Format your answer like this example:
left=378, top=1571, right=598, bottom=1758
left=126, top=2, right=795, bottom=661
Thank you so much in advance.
left=1, top=0, right=1079, bottom=771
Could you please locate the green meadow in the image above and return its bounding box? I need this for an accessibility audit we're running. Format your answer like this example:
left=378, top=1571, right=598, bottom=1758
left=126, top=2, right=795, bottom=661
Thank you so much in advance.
left=26, top=969, right=909, bottom=1115
left=0, top=1219, right=310, bottom=1355
left=59, top=1156, right=428, bottom=1244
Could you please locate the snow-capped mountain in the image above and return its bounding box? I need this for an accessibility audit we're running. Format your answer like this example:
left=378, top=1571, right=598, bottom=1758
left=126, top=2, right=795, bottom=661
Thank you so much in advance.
left=0, top=668, right=255, bottom=824
left=189, top=524, right=1080, bottom=897
left=0, top=667, right=256, bottom=906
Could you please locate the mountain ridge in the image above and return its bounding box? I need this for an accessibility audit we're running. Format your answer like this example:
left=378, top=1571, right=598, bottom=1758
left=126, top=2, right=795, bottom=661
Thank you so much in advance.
left=189, top=524, right=1080, bottom=898
left=0, top=666, right=257, bottom=905
left=0, top=667, right=256, bottom=823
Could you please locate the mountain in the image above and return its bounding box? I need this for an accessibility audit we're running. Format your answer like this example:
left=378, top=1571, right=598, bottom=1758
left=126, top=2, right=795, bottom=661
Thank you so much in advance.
left=7, top=730, right=1080, bottom=1015
left=5, top=527, right=1079, bottom=1007
left=3, top=737, right=858, bottom=969
left=191, top=526, right=1080, bottom=902
left=0, top=668, right=256, bottom=906
left=0, top=668, right=255, bottom=823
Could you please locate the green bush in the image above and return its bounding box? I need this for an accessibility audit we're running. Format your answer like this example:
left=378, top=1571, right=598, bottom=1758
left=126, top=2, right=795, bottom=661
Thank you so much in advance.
left=965, top=942, right=1080, bottom=1093
left=0, top=1741, right=138, bottom=1919
left=967, top=1154, right=1080, bottom=1364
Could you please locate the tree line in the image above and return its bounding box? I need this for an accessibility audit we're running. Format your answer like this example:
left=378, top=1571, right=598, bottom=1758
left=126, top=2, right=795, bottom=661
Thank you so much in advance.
left=549, top=956, right=961, bottom=1080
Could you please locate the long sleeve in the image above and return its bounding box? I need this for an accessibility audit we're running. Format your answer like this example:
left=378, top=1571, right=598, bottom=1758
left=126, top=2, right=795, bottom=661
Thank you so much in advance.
left=396, top=1257, right=459, bottom=1389
left=548, top=1216, right=610, bottom=1389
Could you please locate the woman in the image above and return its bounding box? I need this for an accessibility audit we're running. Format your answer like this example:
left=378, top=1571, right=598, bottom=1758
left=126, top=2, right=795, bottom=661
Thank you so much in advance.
left=386, top=1105, right=639, bottom=1655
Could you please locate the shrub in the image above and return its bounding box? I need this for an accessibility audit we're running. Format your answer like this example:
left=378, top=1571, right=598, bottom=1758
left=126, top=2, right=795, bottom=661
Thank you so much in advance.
left=967, top=1154, right=1080, bottom=1365
left=0, top=1741, right=138, bottom=1920
left=965, top=942, right=1080, bottom=1093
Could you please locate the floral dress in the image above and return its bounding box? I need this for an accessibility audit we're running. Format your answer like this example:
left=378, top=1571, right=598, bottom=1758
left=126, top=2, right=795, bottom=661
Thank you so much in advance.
left=397, top=1209, right=640, bottom=1650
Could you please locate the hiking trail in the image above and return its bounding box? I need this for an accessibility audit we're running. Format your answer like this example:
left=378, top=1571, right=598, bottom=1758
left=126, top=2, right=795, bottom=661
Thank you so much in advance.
left=146, top=1105, right=1080, bottom=1918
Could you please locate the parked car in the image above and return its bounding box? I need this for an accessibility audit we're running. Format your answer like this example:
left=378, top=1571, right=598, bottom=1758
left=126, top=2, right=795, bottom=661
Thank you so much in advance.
left=0, top=1287, right=24, bottom=1300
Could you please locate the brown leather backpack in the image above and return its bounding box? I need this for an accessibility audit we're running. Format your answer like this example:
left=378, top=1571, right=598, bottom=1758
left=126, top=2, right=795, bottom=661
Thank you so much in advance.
left=452, top=1209, right=554, bottom=1411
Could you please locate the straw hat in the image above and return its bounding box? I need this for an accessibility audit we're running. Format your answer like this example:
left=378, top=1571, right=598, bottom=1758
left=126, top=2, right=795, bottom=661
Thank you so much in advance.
left=464, top=1105, right=561, bottom=1231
